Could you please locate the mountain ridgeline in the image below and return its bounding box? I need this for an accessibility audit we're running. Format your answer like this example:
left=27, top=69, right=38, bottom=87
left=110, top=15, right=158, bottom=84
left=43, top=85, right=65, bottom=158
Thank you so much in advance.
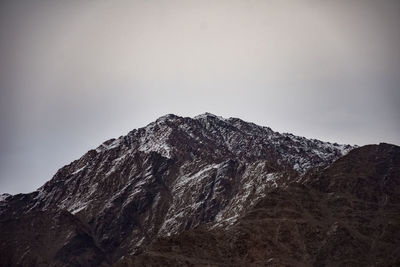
left=0, top=113, right=399, bottom=266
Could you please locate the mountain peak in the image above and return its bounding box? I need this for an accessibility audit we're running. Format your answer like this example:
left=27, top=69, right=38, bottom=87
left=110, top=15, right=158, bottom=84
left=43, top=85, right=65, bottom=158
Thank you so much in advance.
left=0, top=114, right=371, bottom=266
left=93, top=113, right=354, bottom=170
left=193, top=112, right=226, bottom=121
left=154, top=113, right=182, bottom=123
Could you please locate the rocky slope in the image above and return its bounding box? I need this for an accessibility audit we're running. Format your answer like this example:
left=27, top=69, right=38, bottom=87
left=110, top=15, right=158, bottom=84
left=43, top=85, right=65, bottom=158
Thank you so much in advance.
left=3, top=113, right=396, bottom=267
left=118, top=143, right=400, bottom=266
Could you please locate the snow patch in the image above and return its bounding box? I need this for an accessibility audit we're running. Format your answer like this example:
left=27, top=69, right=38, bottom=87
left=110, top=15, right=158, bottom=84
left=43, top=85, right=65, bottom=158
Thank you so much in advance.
left=137, top=125, right=172, bottom=158
left=0, top=193, right=10, bottom=202
left=70, top=204, right=87, bottom=215
left=96, top=138, right=122, bottom=153
left=174, top=163, right=223, bottom=189
left=194, top=112, right=227, bottom=121
left=71, top=164, right=88, bottom=175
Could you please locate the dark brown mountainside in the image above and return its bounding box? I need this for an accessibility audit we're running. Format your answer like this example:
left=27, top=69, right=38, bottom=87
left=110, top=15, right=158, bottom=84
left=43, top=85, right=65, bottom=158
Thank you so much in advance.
left=117, top=143, right=400, bottom=266
left=1, top=114, right=398, bottom=266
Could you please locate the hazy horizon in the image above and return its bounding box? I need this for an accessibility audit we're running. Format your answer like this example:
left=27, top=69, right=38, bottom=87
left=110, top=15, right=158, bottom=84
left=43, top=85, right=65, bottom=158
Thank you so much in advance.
left=1, top=0, right=399, bottom=194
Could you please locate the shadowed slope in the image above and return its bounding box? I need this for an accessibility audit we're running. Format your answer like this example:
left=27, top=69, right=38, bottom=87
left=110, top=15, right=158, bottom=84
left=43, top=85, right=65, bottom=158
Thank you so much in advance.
left=117, top=143, right=400, bottom=266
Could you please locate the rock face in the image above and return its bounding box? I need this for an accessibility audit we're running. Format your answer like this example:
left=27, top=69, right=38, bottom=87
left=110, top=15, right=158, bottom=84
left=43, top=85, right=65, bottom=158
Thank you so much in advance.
left=1, top=113, right=398, bottom=266
left=118, top=143, right=400, bottom=266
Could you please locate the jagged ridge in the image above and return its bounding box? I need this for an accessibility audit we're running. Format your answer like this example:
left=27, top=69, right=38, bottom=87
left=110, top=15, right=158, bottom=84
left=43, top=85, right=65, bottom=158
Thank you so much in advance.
left=0, top=113, right=357, bottom=266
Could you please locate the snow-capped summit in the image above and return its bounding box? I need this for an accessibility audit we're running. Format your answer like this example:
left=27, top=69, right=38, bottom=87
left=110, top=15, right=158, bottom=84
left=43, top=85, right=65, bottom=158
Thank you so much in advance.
left=95, top=113, right=353, bottom=172
left=27, top=113, right=355, bottom=238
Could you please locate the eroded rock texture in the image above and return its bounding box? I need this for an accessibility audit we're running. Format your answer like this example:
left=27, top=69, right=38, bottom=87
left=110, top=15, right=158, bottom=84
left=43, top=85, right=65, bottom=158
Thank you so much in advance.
left=2, top=114, right=398, bottom=266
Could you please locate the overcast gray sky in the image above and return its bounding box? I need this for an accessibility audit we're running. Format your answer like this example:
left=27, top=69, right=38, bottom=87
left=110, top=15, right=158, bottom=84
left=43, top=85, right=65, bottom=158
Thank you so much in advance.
left=1, top=0, right=399, bottom=194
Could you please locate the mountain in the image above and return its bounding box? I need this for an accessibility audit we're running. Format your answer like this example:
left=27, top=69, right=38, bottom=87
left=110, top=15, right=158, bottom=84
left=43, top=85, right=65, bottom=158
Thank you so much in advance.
left=118, top=143, right=400, bottom=266
left=1, top=113, right=398, bottom=266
